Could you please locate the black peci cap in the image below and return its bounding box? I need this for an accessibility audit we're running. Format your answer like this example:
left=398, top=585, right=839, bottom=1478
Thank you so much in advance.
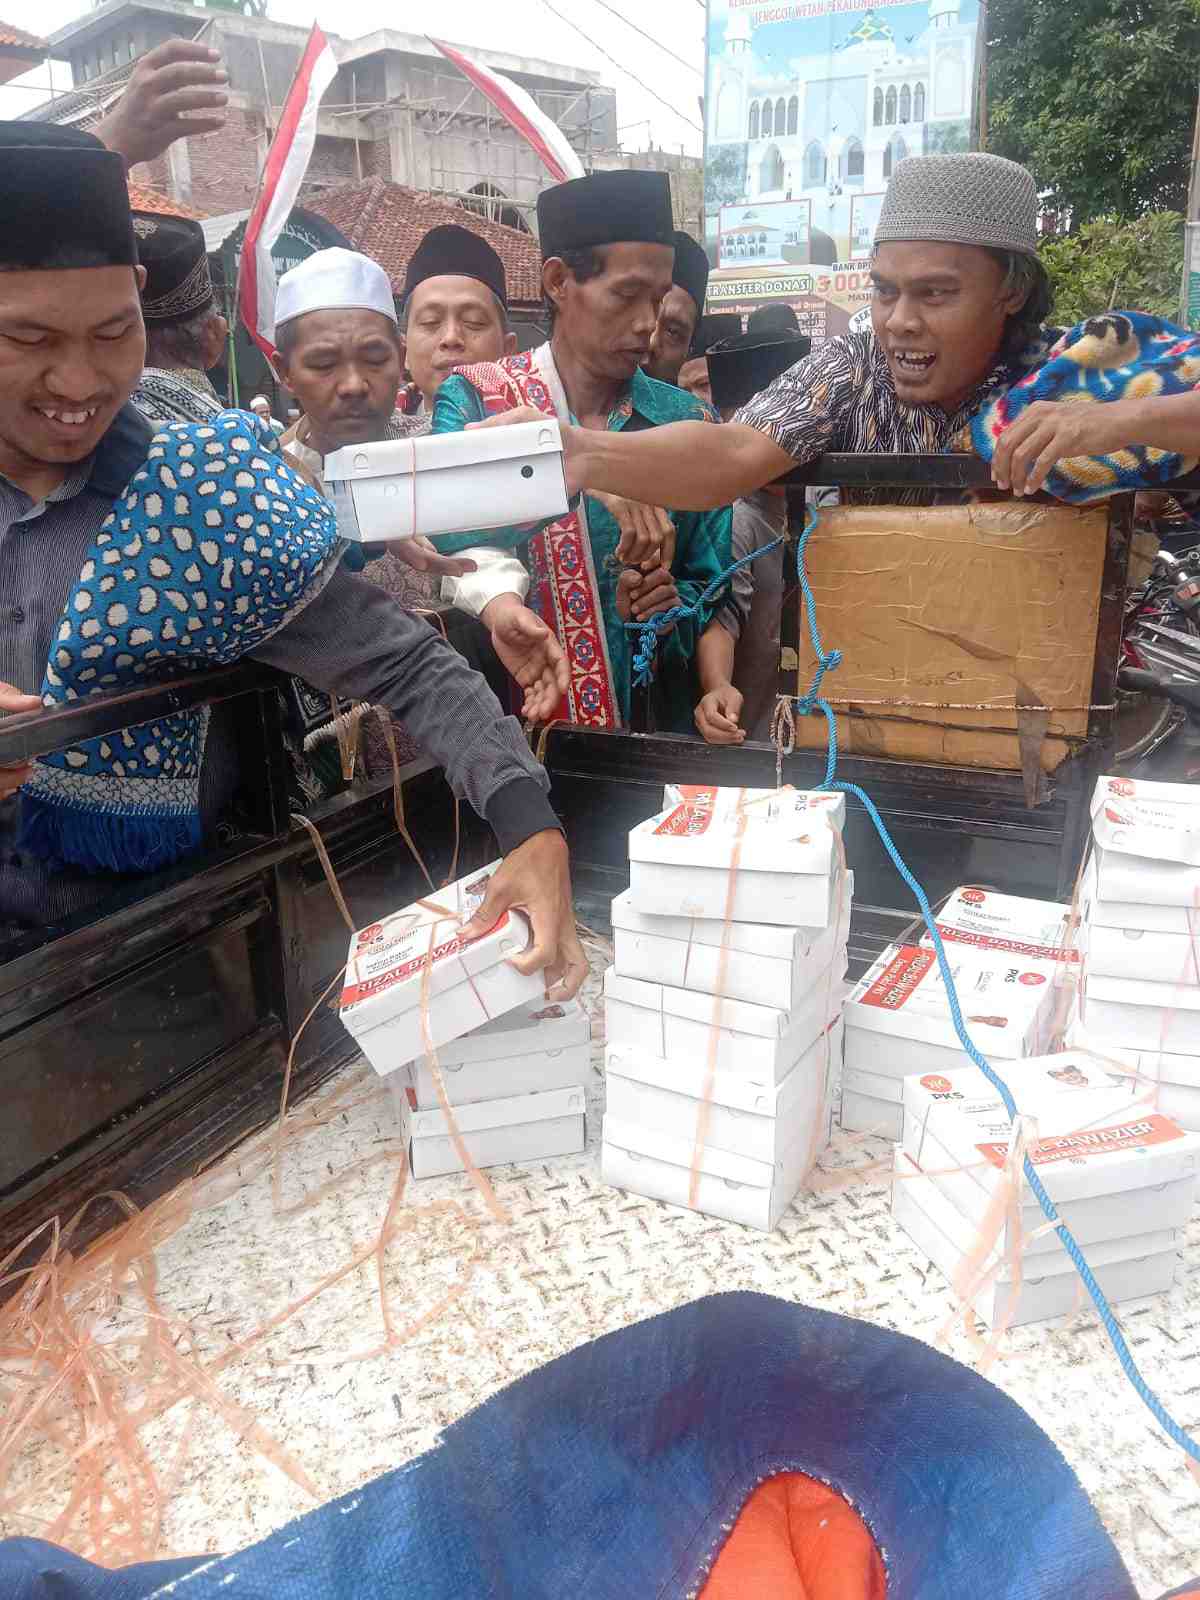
left=707, top=329, right=812, bottom=413
left=687, top=312, right=742, bottom=361
left=671, top=230, right=709, bottom=315
left=0, top=122, right=136, bottom=271
left=132, top=213, right=214, bottom=325
left=402, top=223, right=508, bottom=310
left=537, top=169, right=675, bottom=260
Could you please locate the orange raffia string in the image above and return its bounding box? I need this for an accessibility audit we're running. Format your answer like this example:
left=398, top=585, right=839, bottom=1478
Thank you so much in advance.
left=687, top=789, right=749, bottom=1210
left=0, top=788, right=508, bottom=1562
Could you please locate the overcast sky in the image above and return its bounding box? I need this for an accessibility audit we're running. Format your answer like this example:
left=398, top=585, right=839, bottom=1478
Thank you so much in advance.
left=0, top=0, right=706, bottom=156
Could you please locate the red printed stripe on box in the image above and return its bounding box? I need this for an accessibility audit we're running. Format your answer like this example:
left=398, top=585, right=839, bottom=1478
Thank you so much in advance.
left=858, top=945, right=936, bottom=1009
left=933, top=923, right=1080, bottom=963
left=976, top=1112, right=1185, bottom=1171
left=653, top=786, right=718, bottom=838
left=341, top=912, right=509, bottom=1008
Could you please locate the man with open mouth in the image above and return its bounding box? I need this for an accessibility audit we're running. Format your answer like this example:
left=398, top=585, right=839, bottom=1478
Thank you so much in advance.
left=473, top=151, right=1200, bottom=514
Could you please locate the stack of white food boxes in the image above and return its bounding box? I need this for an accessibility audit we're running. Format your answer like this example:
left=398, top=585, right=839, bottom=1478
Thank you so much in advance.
left=1072, top=776, right=1200, bottom=1129
left=338, top=861, right=590, bottom=1177
left=601, top=784, right=852, bottom=1231
left=841, top=886, right=1076, bottom=1141
left=891, top=1053, right=1200, bottom=1327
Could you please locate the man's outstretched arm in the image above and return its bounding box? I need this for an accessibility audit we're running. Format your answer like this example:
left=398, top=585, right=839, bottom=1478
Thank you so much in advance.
left=565, top=420, right=796, bottom=512
left=253, top=567, right=587, bottom=998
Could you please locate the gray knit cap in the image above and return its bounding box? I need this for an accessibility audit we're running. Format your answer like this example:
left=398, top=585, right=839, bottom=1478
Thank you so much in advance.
left=874, top=152, right=1038, bottom=257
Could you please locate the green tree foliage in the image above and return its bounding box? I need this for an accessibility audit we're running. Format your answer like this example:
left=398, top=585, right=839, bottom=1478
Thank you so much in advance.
left=1039, top=212, right=1185, bottom=324
left=988, top=0, right=1200, bottom=221
left=705, top=142, right=749, bottom=209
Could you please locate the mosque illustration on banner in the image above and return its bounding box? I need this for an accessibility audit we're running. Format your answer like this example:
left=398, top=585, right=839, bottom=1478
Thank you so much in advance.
left=707, top=0, right=979, bottom=268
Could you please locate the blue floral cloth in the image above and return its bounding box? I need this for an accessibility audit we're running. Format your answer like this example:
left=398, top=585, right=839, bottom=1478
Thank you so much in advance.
left=968, top=311, right=1200, bottom=502
left=21, top=410, right=342, bottom=873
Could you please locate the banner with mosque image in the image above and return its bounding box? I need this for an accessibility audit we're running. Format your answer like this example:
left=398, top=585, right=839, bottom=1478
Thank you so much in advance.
left=703, top=0, right=983, bottom=345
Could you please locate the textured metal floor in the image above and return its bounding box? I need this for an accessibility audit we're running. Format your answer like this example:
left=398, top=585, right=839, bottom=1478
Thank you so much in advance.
left=5, top=949, right=1199, bottom=1593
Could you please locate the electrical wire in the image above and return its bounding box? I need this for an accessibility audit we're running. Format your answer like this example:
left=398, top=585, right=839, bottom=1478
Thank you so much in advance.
left=538, top=0, right=703, bottom=134
left=581, top=0, right=703, bottom=75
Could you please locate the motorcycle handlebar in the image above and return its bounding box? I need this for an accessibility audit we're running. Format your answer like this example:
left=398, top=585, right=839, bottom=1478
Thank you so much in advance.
left=1120, top=665, right=1200, bottom=714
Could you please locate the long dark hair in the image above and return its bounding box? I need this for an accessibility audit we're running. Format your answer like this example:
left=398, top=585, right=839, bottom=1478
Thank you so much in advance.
left=986, top=248, right=1054, bottom=359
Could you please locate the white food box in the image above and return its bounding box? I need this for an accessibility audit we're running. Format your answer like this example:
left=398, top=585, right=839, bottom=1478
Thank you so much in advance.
left=601, top=1114, right=813, bottom=1231
left=842, top=942, right=1058, bottom=1079
left=1092, top=844, right=1200, bottom=910
left=398, top=1082, right=585, bottom=1178
left=323, top=419, right=568, bottom=543
left=1079, top=855, right=1200, bottom=985
left=840, top=1082, right=905, bottom=1142
left=604, top=967, right=834, bottom=1085
left=406, top=997, right=590, bottom=1110
left=899, top=1054, right=1200, bottom=1253
left=628, top=784, right=848, bottom=927
left=920, top=885, right=1077, bottom=964
left=604, top=1018, right=841, bottom=1165
left=609, top=884, right=851, bottom=1011
left=1068, top=1019, right=1200, bottom=1131
left=1080, top=970, right=1200, bottom=1054
left=891, top=1148, right=1179, bottom=1330
left=1090, top=774, right=1200, bottom=868
left=338, top=862, right=543, bottom=1077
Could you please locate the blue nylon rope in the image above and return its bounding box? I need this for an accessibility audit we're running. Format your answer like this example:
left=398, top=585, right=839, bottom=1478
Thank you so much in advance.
left=788, top=502, right=1200, bottom=1465
left=623, top=535, right=786, bottom=687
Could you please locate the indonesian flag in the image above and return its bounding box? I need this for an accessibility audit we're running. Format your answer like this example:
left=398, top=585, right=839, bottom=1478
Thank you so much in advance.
left=239, top=23, right=339, bottom=360
left=430, top=38, right=585, bottom=185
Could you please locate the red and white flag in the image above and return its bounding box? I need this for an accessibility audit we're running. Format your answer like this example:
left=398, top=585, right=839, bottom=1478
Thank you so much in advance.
left=239, top=23, right=339, bottom=360
left=430, top=38, right=585, bottom=185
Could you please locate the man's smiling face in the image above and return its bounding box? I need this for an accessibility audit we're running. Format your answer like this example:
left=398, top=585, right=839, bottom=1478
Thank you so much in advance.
left=869, top=240, right=1026, bottom=414
left=0, top=264, right=146, bottom=483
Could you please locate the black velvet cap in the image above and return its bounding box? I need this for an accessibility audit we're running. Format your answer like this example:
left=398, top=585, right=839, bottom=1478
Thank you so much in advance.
left=0, top=122, right=136, bottom=271
left=132, top=213, right=214, bottom=324
left=687, top=312, right=742, bottom=360
left=401, top=224, right=507, bottom=309
left=747, top=301, right=801, bottom=337
left=707, top=330, right=812, bottom=413
left=538, top=169, right=674, bottom=259
left=671, top=229, right=709, bottom=314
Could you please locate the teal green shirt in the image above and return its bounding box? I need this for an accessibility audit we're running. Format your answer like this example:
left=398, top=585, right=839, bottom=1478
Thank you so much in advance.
left=430, top=366, right=733, bottom=730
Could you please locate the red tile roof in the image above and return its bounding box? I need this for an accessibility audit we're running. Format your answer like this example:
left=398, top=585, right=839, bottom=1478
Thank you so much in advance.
left=306, top=178, right=543, bottom=308
left=0, top=21, right=44, bottom=50
left=128, top=183, right=208, bottom=221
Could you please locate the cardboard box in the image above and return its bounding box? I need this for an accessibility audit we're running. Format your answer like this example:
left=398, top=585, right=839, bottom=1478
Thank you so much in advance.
left=1081, top=971, right=1200, bottom=1054
left=627, top=784, right=847, bottom=927
left=842, top=943, right=1058, bottom=1084
left=601, top=1114, right=813, bottom=1231
left=891, top=1148, right=1179, bottom=1329
left=604, top=1019, right=841, bottom=1165
left=339, top=863, right=544, bottom=1077
left=920, top=885, right=1077, bottom=965
left=406, top=997, right=590, bottom=1110
left=788, top=501, right=1109, bottom=773
left=397, top=1082, right=586, bottom=1178
left=1090, top=775, right=1200, bottom=868
left=604, top=967, right=833, bottom=1085
left=323, top=420, right=568, bottom=543
left=610, top=885, right=850, bottom=1011
left=899, top=1055, right=1200, bottom=1254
